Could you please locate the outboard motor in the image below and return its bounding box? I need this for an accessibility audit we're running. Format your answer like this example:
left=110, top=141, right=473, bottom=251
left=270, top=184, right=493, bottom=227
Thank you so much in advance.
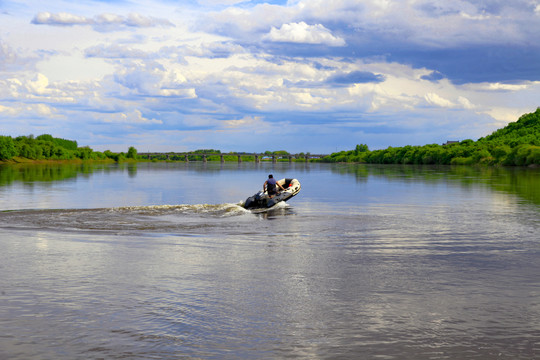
left=243, top=191, right=267, bottom=209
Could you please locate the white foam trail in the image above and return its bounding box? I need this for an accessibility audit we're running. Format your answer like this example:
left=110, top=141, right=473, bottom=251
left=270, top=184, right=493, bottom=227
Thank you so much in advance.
left=111, top=203, right=251, bottom=217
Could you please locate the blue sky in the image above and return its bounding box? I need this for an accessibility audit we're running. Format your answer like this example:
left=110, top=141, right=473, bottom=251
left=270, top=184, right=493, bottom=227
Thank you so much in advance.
left=1, top=0, right=539, bottom=153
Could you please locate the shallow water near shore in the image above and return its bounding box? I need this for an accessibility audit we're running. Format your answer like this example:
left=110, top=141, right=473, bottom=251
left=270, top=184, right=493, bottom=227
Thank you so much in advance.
left=1, top=162, right=539, bottom=359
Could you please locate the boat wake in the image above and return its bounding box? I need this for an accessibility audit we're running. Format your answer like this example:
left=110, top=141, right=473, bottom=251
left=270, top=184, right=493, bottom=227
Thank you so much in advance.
left=0, top=203, right=256, bottom=235
left=112, top=203, right=251, bottom=217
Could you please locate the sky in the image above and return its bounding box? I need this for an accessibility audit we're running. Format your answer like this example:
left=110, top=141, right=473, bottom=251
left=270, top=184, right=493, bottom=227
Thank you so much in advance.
left=1, top=0, right=540, bottom=153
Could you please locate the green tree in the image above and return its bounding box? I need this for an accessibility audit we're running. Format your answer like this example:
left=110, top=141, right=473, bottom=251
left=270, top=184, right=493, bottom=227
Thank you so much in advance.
left=77, top=146, right=93, bottom=160
left=127, top=146, right=138, bottom=159
left=355, top=144, right=369, bottom=154
left=0, top=136, right=17, bottom=160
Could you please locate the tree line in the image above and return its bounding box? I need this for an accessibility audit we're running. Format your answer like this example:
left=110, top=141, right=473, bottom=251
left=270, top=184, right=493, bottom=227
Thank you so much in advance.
left=146, top=149, right=311, bottom=162
left=0, top=134, right=304, bottom=163
left=0, top=134, right=138, bottom=162
left=319, top=109, right=540, bottom=166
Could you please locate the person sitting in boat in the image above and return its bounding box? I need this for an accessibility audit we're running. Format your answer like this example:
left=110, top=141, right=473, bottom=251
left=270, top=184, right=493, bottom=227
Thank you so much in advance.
left=264, top=174, right=285, bottom=198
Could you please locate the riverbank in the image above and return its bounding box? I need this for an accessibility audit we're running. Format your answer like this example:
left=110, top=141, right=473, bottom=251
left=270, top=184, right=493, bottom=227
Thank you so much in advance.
left=2, top=156, right=539, bottom=168
left=0, top=157, right=118, bottom=165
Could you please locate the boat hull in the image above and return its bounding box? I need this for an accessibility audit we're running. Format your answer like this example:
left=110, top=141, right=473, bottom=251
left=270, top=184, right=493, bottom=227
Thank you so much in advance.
left=243, top=178, right=301, bottom=210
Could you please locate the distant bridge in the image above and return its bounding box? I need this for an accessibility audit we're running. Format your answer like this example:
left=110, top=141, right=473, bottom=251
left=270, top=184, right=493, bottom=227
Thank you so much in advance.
left=139, top=152, right=328, bottom=163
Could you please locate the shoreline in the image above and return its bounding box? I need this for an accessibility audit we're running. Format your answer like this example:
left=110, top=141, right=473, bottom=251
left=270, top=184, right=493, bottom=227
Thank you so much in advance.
left=0, top=157, right=117, bottom=165
left=1, top=157, right=538, bottom=168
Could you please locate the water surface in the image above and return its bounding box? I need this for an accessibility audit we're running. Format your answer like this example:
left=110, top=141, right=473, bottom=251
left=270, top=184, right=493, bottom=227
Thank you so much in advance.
left=1, top=162, right=539, bottom=359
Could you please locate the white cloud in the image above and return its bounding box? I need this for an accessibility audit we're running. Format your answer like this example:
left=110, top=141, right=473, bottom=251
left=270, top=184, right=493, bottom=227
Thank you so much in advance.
left=26, top=73, right=50, bottom=95
left=0, top=41, right=20, bottom=70
left=482, top=83, right=530, bottom=92
left=113, top=60, right=196, bottom=98
left=31, top=12, right=174, bottom=30
left=197, top=0, right=246, bottom=5
left=424, top=92, right=455, bottom=108
left=458, top=96, right=474, bottom=109
left=0, top=102, right=58, bottom=118
left=103, top=110, right=163, bottom=125
left=204, top=3, right=292, bottom=35
left=223, top=116, right=267, bottom=129
left=35, top=103, right=56, bottom=116
left=32, top=12, right=91, bottom=26
left=264, top=22, right=345, bottom=46
left=0, top=104, right=19, bottom=116
left=159, top=88, right=197, bottom=98
left=181, top=42, right=246, bottom=58
left=459, top=11, right=496, bottom=21
left=123, top=13, right=173, bottom=28
left=85, top=44, right=151, bottom=59
left=483, top=107, right=530, bottom=124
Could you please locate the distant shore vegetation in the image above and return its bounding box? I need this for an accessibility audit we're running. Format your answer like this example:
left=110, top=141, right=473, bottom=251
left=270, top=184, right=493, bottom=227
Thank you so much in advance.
left=0, top=135, right=303, bottom=164
left=1, top=109, right=539, bottom=166
left=143, top=150, right=310, bottom=162
left=318, top=108, right=540, bottom=166
left=0, top=134, right=138, bottom=163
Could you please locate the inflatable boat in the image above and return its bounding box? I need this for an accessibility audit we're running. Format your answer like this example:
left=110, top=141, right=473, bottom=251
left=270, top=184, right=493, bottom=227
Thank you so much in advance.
left=243, top=178, right=301, bottom=210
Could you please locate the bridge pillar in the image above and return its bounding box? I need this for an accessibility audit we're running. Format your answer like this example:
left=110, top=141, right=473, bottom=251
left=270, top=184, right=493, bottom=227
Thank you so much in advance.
left=184, top=154, right=189, bottom=162
left=272, top=155, right=276, bottom=163
left=305, top=155, right=309, bottom=163
left=288, top=156, right=292, bottom=163
left=255, top=154, right=259, bottom=163
left=220, top=154, right=224, bottom=163
left=238, top=155, right=242, bottom=163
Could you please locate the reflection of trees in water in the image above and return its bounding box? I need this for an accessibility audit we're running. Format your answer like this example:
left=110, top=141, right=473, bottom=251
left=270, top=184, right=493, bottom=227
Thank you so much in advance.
left=330, top=164, right=540, bottom=206
left=0, top=162, right=138, bottom=185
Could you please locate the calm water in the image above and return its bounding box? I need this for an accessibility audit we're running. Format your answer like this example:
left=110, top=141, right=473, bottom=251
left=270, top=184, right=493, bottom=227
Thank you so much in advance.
left=1, top=162, right=539, bottom=359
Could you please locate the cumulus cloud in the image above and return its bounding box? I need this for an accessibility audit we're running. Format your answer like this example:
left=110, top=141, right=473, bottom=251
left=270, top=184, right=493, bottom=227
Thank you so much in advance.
left=0, top=41, right=20, bottom=70
left=264, top=22, right=346, bottom=46
left=85, top=44, right=151, bottom=59
left=181, top=42, right=246, bottom=58
left=0, top=40, right=37, bottom=71
left=457, top=96, right=474, bottom=109
left=0, top=103, right=58, bottom=117
left=27, top=73, right=50, bottom=95
left=198, top=0, right=246, bottom=5
left=31, top=12, right=174, bottom=30
left=222, top=116, right=268, bottom=129
left=423, top=92, right=474, bottom=110
left=103, top=110, right=163, bottom=125
left=424, top=92, right=455, bottom=108
left=0, top=104, right=19, bottom=116
left=113, top=61, right=196, bottom=98
left=32, top=12, right=90, bottom=26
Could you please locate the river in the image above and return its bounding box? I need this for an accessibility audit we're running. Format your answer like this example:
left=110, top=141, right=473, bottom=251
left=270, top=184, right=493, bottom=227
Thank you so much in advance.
left=1, top=162, right=539, bottom=359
